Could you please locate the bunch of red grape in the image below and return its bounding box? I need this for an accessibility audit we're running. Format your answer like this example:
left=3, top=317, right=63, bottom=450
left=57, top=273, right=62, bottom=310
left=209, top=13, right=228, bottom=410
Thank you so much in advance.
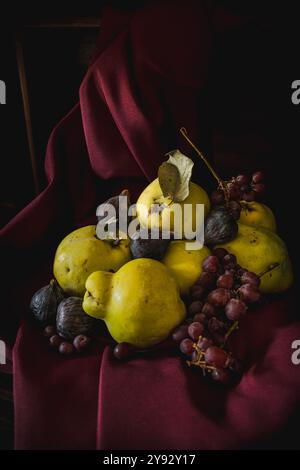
left=211, top=171, right=266, bottom=220
left=43, top=325, right=91, bottom=355
left=172, top=248, right=262, bottom=384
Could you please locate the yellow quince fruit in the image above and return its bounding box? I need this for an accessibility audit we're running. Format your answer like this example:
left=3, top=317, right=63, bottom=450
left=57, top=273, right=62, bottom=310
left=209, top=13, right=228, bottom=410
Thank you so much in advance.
left=83, top=258, right=186, bottom=348
left=162, top=241, right=211, bottom=294
left=218, top=223, right=293, bottom=293
left=53, top=226, right=131, bottom=297
left=136, top=179, right=210, bottom=239
left=239, top=201, right=277, bottom=232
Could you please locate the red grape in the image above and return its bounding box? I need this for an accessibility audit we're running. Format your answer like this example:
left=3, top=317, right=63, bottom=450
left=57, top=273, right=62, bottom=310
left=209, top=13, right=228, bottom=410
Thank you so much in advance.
left=238, top=284, right=261, bottom=303
left=188, top=322, right=204, bottom=341
left=252, top=171, right=264, bottom=184
left=217, top=273, right=234, bottom=289
left=190, top=286, right=205, bottom=301
left=202, top=302, right=216, bottom=317
left=208, top=317, right=226, bottom=333
left=49, top=335, right=62, bottom=348
left=197, top=337, right=213, bottom=351
left=172, top=325, right=189, bottom=343
left=228, top=201, right=242, bottom=210
left=197, top=271, right=216, bottom=288
left=211, top=190, right=225, bottom=205
left=44, top=325, right=56, bottom=338
left=237, top=267, right=247, bottom=277
left=59, top=342, right=74, bottom=355
left=211, top=368, right=231, bottom=384
left=191, top=350, right=199, bottom=362
left=113, top=342, right=132, bottom=360
left=180, top=338, right=194, bottom=355
left=240, top=184, right=250, bottom=193
left=205, top=346, right=228, bottom=368
left=236, top=174, right=249, bottom=186
left=241, top=271, right=260, bottom=287
left=252, top=183, right=266, bottom=196
left=223, top=253, right=237, bottom=269
left=73, top=335, right=91, bottom=352
left=228, top=200, right=241, bottom=220
left=242, top=191, right=255, bottom=202
left=227, top=182, right=241, bottom=200
left=225, top=298, right=247, bottom=321
left=212, top=247, right=228, bottom=260
left=207, top=288, right=231, bottom=307
left=193, top=313, right=207, bottom=324
left=188, top=301, right=203, bottom=317
left=202, top=256, right=220, bottom=273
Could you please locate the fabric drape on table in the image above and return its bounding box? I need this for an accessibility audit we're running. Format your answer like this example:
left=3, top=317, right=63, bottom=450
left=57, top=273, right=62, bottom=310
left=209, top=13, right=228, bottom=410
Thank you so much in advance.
left=0, top=0, right=299, bottom=450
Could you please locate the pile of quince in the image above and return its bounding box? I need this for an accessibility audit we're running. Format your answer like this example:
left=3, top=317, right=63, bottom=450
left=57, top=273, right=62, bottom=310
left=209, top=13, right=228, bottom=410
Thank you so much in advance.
left=51, top=144, right=293, bottom=350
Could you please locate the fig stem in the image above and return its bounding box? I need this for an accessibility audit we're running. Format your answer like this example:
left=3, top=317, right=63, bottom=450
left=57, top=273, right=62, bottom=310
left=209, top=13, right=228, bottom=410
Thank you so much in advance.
left=120, top=189, right=130, bottom=198
left=258, top=263, right=280, bottom=278
left=179, top=127, right=227, bottom=194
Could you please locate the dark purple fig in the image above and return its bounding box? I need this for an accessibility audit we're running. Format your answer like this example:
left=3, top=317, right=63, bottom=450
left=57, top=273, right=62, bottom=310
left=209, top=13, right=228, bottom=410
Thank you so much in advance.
left=56, top=297, right=99, bottom=340
left=130, top=229, right=170, bottom=261
left=30, top=279, right=64, bottom=324
left=96, top=189, right=131, bottom=236
left=204, top=206, right=238, bottom=246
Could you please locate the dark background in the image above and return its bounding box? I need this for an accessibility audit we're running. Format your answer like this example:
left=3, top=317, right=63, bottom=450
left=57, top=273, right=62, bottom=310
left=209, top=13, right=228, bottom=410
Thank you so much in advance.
left=0, top=0, right=299, bottom=450
left=0, top=2, right=298, bottom=256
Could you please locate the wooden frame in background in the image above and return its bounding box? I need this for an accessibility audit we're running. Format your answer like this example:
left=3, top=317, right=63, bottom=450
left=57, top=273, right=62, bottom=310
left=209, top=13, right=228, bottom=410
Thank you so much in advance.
left=15, top=18, right=100, bottom=195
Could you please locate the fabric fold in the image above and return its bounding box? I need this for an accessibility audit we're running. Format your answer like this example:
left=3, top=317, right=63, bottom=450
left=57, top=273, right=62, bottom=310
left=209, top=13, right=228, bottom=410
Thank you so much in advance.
left=0, top=0, right=299, bottom=450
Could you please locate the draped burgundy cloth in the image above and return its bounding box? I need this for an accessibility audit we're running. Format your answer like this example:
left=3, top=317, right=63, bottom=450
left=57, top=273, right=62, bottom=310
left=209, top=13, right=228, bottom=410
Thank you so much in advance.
left=1, top=1, right=300, bottom=449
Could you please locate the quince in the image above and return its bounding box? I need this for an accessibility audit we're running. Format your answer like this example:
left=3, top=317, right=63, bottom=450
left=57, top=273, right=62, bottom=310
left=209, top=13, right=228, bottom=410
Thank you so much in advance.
left=218, top=223, right=293, bottom=293
left=53, top=226, right=131, bottom=297
left=83, top=258, right=186, bottom=348
left=239, top=201, right=276, bottom=232
left=136, top=179, right=210, bottom=239
left=162, top=241, right=211, bottom=294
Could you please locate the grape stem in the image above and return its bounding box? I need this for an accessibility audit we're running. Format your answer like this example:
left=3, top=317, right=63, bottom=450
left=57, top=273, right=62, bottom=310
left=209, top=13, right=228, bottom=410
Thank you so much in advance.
left=223, top=321, right=239, bottom=345
left=179, top=127, right=227, bottom=196
left=187, top=358, right=216, bottom=371
left=258, top=263, right=280, bottom=278
left=186, top=342, right=216, bottom=371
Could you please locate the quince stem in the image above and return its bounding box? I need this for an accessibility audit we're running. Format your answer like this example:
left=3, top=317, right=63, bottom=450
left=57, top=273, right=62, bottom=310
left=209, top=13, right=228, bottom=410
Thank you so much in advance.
left=179, top=127, right=227, bottom=197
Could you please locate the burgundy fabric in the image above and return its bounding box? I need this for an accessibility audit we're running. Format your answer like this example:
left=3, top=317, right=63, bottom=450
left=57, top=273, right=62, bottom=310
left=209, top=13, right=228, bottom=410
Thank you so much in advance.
left=1, top=0, right=300, bottom=449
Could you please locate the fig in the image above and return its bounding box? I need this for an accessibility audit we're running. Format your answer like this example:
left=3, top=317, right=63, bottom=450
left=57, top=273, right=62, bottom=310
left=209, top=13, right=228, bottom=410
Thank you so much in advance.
left=30, top=279, right=64, bottom=324
left=130, top=229, right=170, bottom=261
left=204, top=206, right=238, bottom=246
left=97, top=189, right=131, bottom=231
left=56, top=297, right=99, bottom=340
